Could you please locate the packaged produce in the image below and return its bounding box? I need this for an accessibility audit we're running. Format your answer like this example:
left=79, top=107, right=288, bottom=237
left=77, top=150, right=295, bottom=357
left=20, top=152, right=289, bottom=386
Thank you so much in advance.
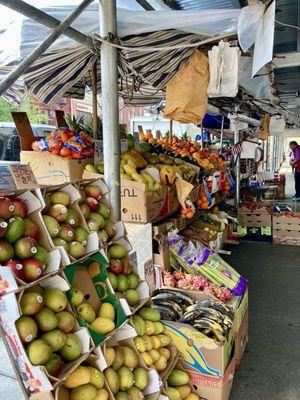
left=151, top=289, right=233, bottom=345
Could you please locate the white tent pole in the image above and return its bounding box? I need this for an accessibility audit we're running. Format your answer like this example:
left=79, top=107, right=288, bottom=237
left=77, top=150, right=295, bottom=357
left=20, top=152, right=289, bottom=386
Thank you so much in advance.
left=99, top=0, right=120, bottom=219
left=234, top=128, right=240, bottom=205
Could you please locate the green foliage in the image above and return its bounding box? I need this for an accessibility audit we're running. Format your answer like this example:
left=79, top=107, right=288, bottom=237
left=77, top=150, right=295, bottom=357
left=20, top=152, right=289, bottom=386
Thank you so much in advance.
left=0, top=94, right=49, bottom=124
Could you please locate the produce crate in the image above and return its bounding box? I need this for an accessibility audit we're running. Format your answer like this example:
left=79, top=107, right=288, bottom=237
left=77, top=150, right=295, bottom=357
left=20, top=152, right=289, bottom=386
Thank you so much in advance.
left=13, top=112, right=93, bottom=186
left=235, top=309, right=249, bottom=369
left=237, top=214, right=272, bottom=228
left=237, top=201, right=273, bottom=215
left=273, top=213, right=300, bottom=246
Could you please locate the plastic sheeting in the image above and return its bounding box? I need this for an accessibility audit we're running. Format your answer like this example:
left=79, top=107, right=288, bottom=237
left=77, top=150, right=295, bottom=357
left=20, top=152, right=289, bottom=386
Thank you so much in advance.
left=0, top=2, right=240, bottom=66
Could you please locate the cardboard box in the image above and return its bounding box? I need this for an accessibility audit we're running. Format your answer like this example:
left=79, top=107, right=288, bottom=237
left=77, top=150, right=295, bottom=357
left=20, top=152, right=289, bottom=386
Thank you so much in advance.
left=106, top=238, right=150, bottom=315
left=75, top=178, right=126, bottom=246
left=144, top=264, right=163, bottom=296
left=0, top=276, right=91, bottom=396
left=36, top=183, right=99, bottom=266
left=273, top=213, right=300, bottom=245
left=186, top=355, right=235, bottom=400
left=95, top=323, right=162, bottom=398
left=0, top=189, right=61, bottom=296
left=54, top=354, right=114, bottom=400
left=228, top=289, right=248, bottom=332
left=235, top=309, right=249, bottom=369
left=153, top=233, right=170, bottom=270
left=237, top=202, right=273, bottom=215
left=12, top=112, right=93, bottom=186
left=64, top=251, right=128, bottom=346
left=237, top=214, right=272, bottom=228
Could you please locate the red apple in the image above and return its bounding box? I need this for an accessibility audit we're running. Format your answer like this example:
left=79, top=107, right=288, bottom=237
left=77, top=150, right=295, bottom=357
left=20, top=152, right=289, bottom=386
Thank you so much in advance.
left=0, top=197, right=14, bottom=219
left=85, top=197, right=99, bottom=212
left=11, top=199, right=28, bottom=218
left=4, top=260, right=25, bottom=280
left=107, top=259, right=123, bottom=275
left=22, top=258, right=44, bottom=283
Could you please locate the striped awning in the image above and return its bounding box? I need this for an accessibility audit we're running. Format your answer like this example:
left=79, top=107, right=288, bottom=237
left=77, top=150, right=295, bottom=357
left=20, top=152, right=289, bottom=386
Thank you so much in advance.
left=1, top=29, right=204, bottom=106
left=0, top=60, right=26, bottom=105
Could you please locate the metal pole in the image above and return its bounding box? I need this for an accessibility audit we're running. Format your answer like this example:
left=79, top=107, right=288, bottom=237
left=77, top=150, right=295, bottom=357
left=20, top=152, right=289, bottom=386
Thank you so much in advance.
left=0, top=0, right=94, bottom=95
left=200, top=124, right=204, bottom=149
left=92, top=61, right=99, bottom=141
left=220, top=115, right=224, bottom=148
left=99, top=0, right=120, bottom=219
left=0, top=0, right=94, bottom=50
left=234, top=128, right=240, bottom=205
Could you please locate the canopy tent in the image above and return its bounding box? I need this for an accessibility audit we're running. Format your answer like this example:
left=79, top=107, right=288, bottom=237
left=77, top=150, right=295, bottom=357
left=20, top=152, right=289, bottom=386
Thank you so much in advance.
left=0, top=2, right=274, bottom=108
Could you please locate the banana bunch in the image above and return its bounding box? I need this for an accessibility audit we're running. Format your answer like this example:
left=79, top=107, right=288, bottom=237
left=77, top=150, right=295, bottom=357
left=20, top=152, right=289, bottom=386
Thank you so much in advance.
left=151, top=289, right=193, bottom=321
left=151, top=290, right=233, bottom=345
left=179, top=164, right=197, bottom=182
left=179, top=299, right=233, bottom=344
left=121, top=159, right=162, bottom=192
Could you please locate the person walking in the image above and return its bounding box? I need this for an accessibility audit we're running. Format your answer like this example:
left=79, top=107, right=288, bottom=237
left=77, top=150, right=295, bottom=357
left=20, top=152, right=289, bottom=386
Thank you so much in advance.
left=289, top=141, right=300, bottom=200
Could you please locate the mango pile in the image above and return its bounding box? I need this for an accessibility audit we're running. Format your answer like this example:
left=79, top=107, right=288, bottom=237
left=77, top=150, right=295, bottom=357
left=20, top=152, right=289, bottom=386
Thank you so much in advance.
left=132, top=307, right=172, bottom=373
left=62, top=363, right=109, bottom=400
left=166, top=369, right=199, bottom=400
left=16, top=288, right=82, bottom=376
left=0, top=196, right=50, bottom=283
left=69, top=286, right=116, bottom=336
left=78, top=184, right=116, bottom=245
left=107, top=244, right=141, bottom=308
left=103, top=344, right=149, bottom=400
left=43, top=190, right=90, bottom=259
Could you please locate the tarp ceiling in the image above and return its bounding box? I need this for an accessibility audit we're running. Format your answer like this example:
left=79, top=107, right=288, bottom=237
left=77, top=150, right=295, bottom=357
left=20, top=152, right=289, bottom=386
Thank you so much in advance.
left=0, top=2, right=274, bottom=109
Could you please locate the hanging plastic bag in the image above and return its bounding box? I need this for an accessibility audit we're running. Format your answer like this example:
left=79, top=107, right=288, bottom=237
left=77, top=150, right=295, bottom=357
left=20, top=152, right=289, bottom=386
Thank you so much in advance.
left=237, top=1, right=265, bottom=52
left=208, top=40, right=240, bottom=98
left=164, top=50, right=209, bottom=125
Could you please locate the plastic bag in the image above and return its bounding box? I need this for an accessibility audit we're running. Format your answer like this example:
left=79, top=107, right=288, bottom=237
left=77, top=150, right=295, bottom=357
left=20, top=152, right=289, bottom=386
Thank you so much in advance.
left=208, top=40, right=240, bottom=98
left=237, top=1, right=265, bottom=52
left=164, top=50, right=209, bottom=125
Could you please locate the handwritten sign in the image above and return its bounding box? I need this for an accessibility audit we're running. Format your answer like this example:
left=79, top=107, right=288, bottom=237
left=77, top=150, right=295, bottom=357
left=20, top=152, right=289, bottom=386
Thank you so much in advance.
left=0, top=164, right=38, bottom=191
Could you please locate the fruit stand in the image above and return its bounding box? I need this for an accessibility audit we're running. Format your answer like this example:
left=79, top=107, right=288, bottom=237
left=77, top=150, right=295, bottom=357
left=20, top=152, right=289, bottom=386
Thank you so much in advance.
left=0, top=111, right=250, bottom=400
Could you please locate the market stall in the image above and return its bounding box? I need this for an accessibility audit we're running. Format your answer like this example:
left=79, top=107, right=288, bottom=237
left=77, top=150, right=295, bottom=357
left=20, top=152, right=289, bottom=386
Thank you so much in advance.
left=0, top=1, right=288, bottom=400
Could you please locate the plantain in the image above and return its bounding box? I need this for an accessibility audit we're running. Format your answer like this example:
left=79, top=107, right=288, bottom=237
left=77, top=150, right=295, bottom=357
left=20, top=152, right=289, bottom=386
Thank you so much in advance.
left=152, top=301, right=182, bottom=319
left=153, top=289, right=194, bottom=307
left=152, top=305, right=177, bottom=321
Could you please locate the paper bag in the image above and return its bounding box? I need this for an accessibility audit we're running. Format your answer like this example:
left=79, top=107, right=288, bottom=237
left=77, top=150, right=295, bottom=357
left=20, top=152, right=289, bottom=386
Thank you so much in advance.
left=164, top=50, right=209, bottom=125
left=258, top=114, right=270, bottom=140
left=175, top=176, right=194, bottom=210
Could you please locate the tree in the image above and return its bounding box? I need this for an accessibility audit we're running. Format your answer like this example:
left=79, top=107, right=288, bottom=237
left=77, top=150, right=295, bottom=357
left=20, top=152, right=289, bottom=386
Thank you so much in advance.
left=0, top=94, right=49, bottom=124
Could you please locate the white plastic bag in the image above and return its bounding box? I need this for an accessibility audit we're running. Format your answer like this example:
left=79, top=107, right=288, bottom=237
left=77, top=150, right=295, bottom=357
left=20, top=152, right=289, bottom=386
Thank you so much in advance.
left=237, top=2, right=265, bottom=52
left=208, top=41, right=240, bottom=98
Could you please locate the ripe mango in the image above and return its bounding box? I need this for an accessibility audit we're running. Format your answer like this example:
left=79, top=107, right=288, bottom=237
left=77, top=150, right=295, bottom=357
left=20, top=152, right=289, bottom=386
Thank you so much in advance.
left=104, top=368, right=119, bottom=394
left=111, top=346, right=124, bottom=371
left=141, top=172, right=154, bottom=184
left=154, top=355, right=167, bottom=372
left=184, top=394, right=199, bottom=400
left=141, top=335, right=152, bottom=351
left=153, top=322, right=164, bottom=335
left=127, top=386, right=144, bottom=400
left=64, top=366, right=91, bottom=388
left=167, top=369, right=189, bottom=386
left=134, top=336, right=146, bottom=353
left=70, top=384, right=97, bottom=400
left=104, top=347, right=115, bottom=367
left=158, top=347, right=171, bottom=360
left=149, top=349, right=160, bottom=363
left=176, top=385, right=191, bottom=399
left=121, top=346, right=139, bottom=369
left=108, top=244, right=127, bottom=259
left=118, top=366, right=134, bottom=391
left=166, top=388, right=181, bottom=400
left=150, top=336, right=161, bottom=350
left=98, top=303, right=115, bottom=321
left=87, top=366, right=104, bottom=389
left=140, top=352, right=153, bottom=366
left=157, top=334, right=171, bottom=347
left=133, top=367, right=149, bottom=390
left=144, top=320, right=156, bottom=335
left=138, top=307, right=161, bottom=322
left=95, top=389, right=109, bottom=400
left=132, top=315, right=146, bottom=336
left=90, top=317, right=115, bottom=335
